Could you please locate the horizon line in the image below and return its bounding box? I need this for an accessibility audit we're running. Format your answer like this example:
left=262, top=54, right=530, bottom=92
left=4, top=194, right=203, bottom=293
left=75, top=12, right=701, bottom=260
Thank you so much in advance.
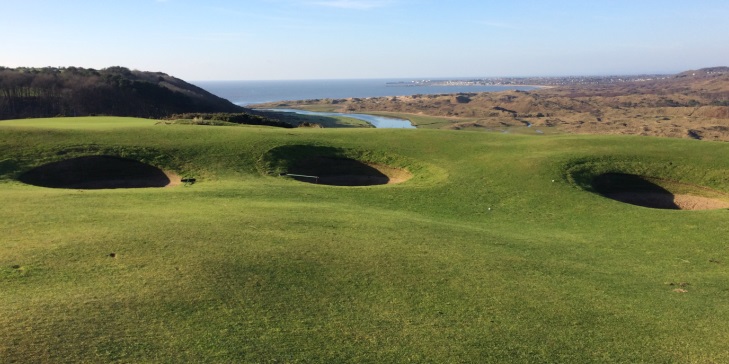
left=189, top=71, right=682, bottom=83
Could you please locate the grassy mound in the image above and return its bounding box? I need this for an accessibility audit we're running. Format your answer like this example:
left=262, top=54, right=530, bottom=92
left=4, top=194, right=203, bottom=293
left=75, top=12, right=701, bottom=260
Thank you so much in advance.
left=18, top=155, right=177, bottom=189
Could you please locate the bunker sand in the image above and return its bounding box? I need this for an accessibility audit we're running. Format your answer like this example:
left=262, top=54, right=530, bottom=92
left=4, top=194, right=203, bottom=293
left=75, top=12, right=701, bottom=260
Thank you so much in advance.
left=605, top=192, right=729, bottom=210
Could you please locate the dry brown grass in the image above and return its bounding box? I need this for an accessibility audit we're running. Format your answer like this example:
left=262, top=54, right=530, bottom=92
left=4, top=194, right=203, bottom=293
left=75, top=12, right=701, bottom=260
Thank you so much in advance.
left=255, top=70, right=729, bottom=141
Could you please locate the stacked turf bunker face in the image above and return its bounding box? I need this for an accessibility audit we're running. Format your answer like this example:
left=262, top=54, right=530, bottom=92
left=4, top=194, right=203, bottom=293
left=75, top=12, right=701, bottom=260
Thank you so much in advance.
left=260, top=144, right=412, bottom=187
left=16, top=147, right=727, bottom=211
left=565, top=159, right=729, bottom=210
left=16, top=144, right=414, bottom=190
left=18, top=155, right=176, bottom=189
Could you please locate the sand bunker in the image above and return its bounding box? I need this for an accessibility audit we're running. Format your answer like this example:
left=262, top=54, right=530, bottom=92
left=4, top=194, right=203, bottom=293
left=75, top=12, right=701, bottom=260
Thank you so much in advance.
left=263, top=145, right=413, bottom=186
left=592, top=173, right=729, bottom=210
left=18, top=155, right=179, bottom=189
left=287, top=156, right=411, bottom=186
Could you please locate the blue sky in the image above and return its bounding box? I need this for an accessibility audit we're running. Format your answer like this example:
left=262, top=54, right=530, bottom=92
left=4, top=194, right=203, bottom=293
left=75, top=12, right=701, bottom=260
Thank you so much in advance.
left=1, top=0, right=728, bottom=80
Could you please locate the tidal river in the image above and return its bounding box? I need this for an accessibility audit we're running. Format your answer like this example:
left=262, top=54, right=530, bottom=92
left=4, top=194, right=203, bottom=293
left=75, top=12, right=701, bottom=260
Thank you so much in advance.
left=262, top=108, right=415, bottom=129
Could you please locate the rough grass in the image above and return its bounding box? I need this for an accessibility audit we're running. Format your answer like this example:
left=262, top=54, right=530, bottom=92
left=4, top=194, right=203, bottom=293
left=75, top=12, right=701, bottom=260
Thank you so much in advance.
left=258, top=109, right=373, bottom=128
left=1, top=117, right=729, bottom=363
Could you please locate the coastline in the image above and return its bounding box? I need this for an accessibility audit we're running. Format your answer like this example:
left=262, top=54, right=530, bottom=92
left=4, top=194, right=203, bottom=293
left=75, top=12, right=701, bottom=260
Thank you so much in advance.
left=196, top=79, right=540, bottom=106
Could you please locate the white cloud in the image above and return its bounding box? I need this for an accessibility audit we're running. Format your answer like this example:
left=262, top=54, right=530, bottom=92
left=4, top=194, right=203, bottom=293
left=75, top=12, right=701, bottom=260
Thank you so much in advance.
left=308, top=0, right=393, bottom=10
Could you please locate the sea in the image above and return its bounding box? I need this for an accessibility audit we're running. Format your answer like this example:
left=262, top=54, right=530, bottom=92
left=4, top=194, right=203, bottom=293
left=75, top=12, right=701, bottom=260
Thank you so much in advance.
left=194, top=79, right=537, bottom=106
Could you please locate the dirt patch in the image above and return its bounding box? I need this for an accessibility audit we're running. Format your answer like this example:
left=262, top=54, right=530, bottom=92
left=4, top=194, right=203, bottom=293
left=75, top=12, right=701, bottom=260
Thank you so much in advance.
left=165, top=172, right=182, bottom=187
left=372, top=164, right=413, bottom=184
left=287, top=156, right=412, bottom=186
left=18, top=155, right=178, bottom=189
left=593, top=173, right=729, bottom=210
left=673, top=194, right=729, bottom=210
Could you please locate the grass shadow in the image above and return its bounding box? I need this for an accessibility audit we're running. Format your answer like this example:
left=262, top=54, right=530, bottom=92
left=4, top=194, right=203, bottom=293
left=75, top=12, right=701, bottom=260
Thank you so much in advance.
left=18, top=155, right=172, bottom=189
left=263, top=145, right=403, bottom=186
left=592, top=173, right=679, bottom=209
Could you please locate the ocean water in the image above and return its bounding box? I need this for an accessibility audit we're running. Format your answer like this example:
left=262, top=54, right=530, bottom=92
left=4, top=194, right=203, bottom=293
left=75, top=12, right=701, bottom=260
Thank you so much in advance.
left=194, top=79, right=537, bottom=106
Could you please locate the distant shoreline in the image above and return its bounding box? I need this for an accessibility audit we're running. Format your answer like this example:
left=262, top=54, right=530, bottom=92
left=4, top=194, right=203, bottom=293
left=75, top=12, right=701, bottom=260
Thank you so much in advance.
left=196, top=79, right=539, bottom=106
left=386, top=83, right=554, bottom=89
left=384, top=74, right=671, bottom=88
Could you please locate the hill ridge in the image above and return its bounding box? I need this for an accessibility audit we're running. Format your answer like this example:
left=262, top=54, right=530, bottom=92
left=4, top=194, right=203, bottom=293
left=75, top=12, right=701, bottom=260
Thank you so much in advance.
left=0, top=66, right=245, bottom=120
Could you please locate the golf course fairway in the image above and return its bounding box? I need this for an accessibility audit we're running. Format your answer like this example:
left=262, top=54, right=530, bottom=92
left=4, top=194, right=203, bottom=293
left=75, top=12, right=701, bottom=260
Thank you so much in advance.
left=1, top=117, right=728, bottom=363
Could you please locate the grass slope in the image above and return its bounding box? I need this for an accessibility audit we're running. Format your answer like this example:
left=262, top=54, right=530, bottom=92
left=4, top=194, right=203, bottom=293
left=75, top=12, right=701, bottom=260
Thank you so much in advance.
left=1, top=117, right=728, bottom=363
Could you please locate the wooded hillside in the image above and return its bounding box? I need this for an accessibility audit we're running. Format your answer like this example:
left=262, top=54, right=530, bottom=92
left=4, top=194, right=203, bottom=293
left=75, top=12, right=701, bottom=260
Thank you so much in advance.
left=0, top=66, right=245, bottom=120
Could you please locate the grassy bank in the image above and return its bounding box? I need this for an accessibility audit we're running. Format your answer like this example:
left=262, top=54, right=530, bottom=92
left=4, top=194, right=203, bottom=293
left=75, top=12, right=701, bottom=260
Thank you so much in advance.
left=1, top=117, right=728, bottom=362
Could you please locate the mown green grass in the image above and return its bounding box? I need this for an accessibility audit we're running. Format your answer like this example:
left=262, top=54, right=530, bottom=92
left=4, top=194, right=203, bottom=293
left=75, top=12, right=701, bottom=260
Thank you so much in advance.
left=0, top=116, right=159, bottom=129
left=1, top=117, right=728, bottom=363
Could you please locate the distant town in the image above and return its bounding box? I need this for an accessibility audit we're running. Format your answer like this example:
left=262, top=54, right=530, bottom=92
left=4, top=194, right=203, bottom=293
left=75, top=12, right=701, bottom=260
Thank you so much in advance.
left=386, top=74, right=671, bottom=87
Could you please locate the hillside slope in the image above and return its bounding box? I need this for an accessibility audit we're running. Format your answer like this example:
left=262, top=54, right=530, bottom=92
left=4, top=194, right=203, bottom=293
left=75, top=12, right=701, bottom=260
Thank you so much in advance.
left=0, top=66, right=246, bottom=119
